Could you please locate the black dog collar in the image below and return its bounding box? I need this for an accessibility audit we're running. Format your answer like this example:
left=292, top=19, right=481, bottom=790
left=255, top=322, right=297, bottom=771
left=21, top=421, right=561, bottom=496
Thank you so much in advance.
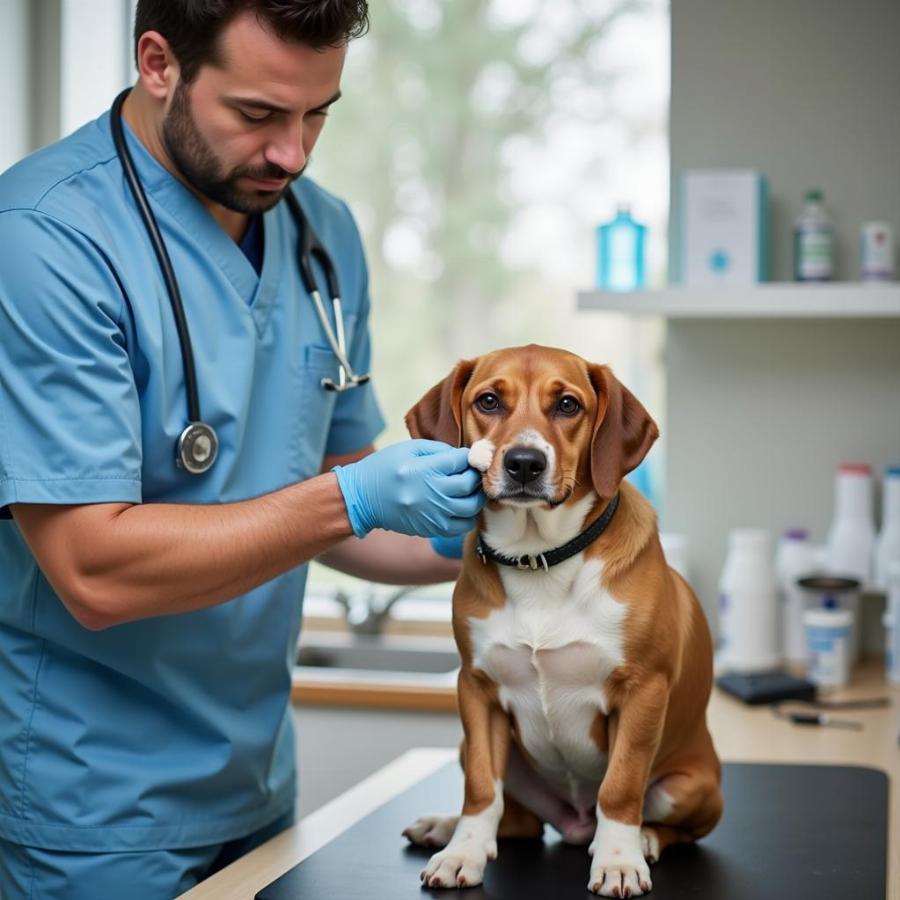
left=475, top=493, right=620, bottom=572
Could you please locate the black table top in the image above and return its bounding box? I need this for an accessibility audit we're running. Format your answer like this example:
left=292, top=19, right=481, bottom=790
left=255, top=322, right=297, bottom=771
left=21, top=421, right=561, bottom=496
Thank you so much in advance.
left=258, top=761, right=888, bottom=899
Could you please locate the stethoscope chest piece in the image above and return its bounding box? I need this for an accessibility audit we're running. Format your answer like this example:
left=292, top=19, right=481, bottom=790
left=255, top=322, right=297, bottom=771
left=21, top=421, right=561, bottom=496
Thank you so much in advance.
left=177, top=422, right=219, bottom=474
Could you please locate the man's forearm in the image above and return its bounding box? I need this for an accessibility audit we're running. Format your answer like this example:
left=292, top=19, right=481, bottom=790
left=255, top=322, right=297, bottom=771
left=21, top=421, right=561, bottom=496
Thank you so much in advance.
left=316, top=530, right=462, bottom=585
left=12, top=473, right=354, bottom=629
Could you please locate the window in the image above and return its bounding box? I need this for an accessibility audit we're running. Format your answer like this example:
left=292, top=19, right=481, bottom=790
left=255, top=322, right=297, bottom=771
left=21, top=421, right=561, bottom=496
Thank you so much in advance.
left=61, top=0, right=134, bottom=137
left=307, top=0, right=670, bottom=597
left=0, top=3, right=30, bottom=171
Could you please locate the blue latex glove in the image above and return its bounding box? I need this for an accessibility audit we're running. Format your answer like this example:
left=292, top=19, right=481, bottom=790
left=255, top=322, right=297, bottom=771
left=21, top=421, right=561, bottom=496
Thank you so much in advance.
left=333, top=440, right=485, bottom=539
left=430, top=534, right=468, bottom=559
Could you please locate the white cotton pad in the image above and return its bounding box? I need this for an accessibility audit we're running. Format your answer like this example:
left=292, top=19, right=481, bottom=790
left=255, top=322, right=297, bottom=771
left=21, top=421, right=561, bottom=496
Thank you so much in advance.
left=468, top=439, right=495, bottom=472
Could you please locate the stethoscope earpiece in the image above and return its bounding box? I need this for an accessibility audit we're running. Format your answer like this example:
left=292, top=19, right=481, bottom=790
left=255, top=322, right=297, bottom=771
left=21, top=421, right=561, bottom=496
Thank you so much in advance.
left=110, top=88, right=369, bottom=476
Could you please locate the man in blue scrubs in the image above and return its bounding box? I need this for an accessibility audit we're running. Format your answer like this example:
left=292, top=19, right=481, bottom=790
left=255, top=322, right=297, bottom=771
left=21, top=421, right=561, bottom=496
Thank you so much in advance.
left=0, top=2, right=483, bottom=897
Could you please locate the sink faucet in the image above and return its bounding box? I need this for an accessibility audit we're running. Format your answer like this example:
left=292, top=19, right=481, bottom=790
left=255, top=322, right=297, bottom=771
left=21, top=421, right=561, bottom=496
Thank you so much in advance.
left=333, top=585, right=420, bottom=636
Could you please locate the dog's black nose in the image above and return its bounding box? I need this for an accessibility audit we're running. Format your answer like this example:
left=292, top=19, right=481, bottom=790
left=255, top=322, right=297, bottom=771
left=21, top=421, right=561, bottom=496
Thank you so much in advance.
left=504, top=447, right=547, bottom=485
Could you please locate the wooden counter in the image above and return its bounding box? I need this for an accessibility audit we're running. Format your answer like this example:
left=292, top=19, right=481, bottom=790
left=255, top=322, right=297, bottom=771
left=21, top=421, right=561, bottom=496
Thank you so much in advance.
left=181, top=664, right=899, bottom=900
left=291, top=674, right=457, bottom=711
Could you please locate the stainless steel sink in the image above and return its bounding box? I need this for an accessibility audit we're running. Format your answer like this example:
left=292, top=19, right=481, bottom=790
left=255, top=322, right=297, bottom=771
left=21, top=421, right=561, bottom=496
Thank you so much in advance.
left=295, top=633, right=459, bottom=676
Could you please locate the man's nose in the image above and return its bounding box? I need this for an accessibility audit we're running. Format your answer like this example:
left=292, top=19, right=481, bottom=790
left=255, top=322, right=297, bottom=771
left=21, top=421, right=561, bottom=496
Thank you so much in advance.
left=265, top=132, right=306, bottom=176
left=503, top=447, right=547, bottom=485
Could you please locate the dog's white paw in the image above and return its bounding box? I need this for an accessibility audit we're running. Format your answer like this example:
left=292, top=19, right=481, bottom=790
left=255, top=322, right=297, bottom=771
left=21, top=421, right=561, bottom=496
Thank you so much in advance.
left=588, top=813, right=652, bottom=896
left=588, top=856, right=653, bottom=897
left=419, top=777, right=503, bottom=888
left=402, top=814, right=459, bottom=848
left=420, top=836, right=497, bottom=889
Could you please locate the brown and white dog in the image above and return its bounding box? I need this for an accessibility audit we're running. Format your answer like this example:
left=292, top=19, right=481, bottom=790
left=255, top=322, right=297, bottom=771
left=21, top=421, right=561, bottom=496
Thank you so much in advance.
left=402, top=344, right=722, bottom=897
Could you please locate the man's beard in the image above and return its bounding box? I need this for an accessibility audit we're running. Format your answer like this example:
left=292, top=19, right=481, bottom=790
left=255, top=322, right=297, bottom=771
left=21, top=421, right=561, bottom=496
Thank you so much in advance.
left=161, top=81, right=302, bottom=214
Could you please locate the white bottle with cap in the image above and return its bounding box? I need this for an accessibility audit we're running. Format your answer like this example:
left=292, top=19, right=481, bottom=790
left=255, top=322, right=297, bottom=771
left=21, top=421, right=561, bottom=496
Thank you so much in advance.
left=887, top=561, right=900, bottom=685
left=774, top=528, right=816, bottom=666
left=884, top=611, right=896, bottom=682
left=874, top=466, right=900, bottom=591
left=716, top=528, right=779, bottom=671
left=825, top=463, right=875, bottom=588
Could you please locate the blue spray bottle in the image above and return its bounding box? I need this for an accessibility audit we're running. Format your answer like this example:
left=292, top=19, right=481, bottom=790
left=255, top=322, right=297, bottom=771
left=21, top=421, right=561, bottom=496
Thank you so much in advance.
left=596, top=205, right=647, bottom=292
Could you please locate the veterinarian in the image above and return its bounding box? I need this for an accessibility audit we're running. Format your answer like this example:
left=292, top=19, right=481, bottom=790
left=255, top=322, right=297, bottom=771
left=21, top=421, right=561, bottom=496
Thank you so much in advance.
left=0, top=2, right=484, bottom=897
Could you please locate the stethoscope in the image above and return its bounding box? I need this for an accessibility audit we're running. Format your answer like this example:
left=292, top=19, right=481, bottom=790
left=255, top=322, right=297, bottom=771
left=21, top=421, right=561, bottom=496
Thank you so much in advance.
left=109, top=88, right=370, bottom=475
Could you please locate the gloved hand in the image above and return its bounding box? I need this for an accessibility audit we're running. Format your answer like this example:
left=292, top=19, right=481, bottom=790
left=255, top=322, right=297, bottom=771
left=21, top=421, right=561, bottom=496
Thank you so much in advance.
left=333, top=440, right=485, bottom=539
left=430, top=534, right=468, bottom=559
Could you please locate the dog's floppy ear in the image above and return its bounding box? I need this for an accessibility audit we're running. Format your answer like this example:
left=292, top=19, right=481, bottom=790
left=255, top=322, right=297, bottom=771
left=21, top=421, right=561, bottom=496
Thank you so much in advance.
left=588, top=364, right=659, bottom=499
left=405, top=358, right=477, bottom=446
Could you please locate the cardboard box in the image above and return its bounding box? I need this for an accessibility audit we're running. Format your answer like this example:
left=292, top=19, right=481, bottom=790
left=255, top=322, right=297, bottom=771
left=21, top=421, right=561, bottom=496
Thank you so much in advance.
left=681, top=169, right=768, bottom=285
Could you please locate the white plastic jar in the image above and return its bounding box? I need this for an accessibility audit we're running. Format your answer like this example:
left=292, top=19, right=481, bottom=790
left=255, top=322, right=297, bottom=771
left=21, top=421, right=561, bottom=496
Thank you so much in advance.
left=803, top=607, right=854, bottom=687
left=716, top=528, right=779, bottom=671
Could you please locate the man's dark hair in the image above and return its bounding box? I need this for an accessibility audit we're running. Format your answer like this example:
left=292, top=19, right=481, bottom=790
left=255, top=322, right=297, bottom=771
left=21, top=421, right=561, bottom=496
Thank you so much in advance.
left=134, top=0, right=369, bottom=83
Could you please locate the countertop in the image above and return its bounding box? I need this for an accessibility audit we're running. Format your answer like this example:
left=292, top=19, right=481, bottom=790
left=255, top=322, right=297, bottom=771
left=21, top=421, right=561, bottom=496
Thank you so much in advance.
left=180, top=663, right=899, bottom=900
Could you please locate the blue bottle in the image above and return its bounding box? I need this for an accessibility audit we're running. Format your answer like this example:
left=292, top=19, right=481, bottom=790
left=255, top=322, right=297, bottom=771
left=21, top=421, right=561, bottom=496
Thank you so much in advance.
left=596, top=205, right=647, bottom=292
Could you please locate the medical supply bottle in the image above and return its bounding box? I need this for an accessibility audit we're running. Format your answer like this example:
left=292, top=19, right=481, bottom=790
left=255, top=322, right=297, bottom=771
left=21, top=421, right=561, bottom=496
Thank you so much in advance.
left=860, top=221, right=895, bottom=282
left=825, top=463, right=875, bottom=586
left=716, top=528, right=779, bottom=672
left=596, top=205, right=647, bottom=292
left=775, top=528, right=815, bottom=666
left=794, top=188, right=834, bottom=281
left=874, top=466, right=900, bottom=591
left=886, top=562, right=900, bottom=684
left=803, top=599, right=854, bottom=688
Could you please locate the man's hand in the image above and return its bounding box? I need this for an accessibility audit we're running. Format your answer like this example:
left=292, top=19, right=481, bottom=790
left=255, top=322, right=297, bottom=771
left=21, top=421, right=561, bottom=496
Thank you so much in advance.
left=430, top=534, right=467, bottom=559
left=333, top=439, right=484, bottom=539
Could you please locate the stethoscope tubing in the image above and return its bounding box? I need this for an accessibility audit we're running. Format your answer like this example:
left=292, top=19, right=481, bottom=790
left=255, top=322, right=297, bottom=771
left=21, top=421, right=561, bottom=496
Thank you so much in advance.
left=111, top=89, right=203, bottom=425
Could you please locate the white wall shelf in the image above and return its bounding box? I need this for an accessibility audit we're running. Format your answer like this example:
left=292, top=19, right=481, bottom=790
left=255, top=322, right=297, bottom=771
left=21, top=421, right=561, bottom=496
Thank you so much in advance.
left=577, top=283, right=900, bottom=318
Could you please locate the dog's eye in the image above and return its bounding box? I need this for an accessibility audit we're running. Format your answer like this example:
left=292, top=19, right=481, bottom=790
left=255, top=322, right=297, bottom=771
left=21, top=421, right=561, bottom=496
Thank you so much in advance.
left=476, top=392, right=501, bottom=412
left=557, top=395, right=580, bottom=416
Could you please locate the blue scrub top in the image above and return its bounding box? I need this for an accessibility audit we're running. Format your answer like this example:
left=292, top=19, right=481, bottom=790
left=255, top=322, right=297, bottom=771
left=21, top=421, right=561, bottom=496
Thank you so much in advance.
left=0, top=109, right=385, bottom=851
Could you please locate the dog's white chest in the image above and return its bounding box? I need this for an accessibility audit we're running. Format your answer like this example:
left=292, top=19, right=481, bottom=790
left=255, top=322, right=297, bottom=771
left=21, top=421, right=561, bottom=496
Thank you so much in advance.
left=467, top=558, right=627, bottom=806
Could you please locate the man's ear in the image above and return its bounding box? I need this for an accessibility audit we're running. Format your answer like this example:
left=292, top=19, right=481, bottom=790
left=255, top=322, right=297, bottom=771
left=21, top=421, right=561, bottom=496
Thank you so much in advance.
left=588, top=364, right=659, bottom=498
left=404, top=358, right=477, bottom=446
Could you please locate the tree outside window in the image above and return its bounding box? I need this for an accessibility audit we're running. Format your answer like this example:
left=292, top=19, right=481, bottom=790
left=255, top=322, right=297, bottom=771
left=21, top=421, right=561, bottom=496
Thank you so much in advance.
left=308, top=0, right=669, bottom=597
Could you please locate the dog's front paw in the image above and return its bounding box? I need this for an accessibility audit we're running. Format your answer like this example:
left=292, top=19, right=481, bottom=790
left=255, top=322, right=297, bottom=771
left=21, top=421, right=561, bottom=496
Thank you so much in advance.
left=588, top=854, right=652, bottom=897
left=588, top=821, right=652, bottom=896
left=420, top=837, right=497, bottom=889
left=402, top=814, right=459, bottom=848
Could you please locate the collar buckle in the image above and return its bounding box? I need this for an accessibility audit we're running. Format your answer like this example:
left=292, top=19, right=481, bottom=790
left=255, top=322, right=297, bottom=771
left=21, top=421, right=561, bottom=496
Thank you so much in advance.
left=476, top=542, right=488, bottom=565
left=516, top=553, right=549, bottom=572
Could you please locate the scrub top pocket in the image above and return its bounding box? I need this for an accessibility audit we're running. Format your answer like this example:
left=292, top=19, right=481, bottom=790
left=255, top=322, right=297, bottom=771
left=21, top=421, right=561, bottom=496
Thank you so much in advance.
left=292, top=344, right=342, bottom=479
